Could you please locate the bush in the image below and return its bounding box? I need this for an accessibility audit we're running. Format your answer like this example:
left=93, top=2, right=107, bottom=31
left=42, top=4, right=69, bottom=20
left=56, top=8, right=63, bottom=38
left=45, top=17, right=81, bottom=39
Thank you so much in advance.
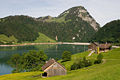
left=62, top=51, right=72, bottom=62
left=71, top=57, right=92, bottom=70
left=12, top=69, right=21, bottom=73
left=97, top=53, right=103, bottom=60
left=77, top=58, right=85, bottom=68
left=94, top=53, right=103, bottom=64
left=71, top=63, right=79, bottom=70
left=83, top=57, right=92, bottom=67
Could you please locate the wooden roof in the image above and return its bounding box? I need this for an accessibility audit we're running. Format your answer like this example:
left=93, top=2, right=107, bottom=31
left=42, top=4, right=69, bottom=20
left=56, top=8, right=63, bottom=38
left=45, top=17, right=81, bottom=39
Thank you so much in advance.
left=93, top=42, right=99, bottom=46
left=99, top=44, right=111, bottom=49
left=42, top=59, right=66, bottom=71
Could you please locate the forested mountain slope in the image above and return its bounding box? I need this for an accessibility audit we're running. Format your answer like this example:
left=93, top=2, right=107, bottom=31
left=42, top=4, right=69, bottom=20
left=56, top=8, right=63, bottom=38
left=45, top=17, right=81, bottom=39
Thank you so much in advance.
left=0, top=6, right=100, bottom=44
left=92, top=20, right=120, bottom=43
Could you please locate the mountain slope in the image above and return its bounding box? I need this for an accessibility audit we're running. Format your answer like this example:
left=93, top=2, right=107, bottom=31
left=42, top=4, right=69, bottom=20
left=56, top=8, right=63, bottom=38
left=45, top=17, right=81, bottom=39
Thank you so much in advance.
left=92, top=20, right=120, bottom=43
left=35, top=32, right=56, bottom=43
left=58, top=6, right=100, bottom=31
left=0, top=6, right=100, bottom=44
left=37, top=6, right=100, bottom=42
left=0, top=15, right=39, bottom=42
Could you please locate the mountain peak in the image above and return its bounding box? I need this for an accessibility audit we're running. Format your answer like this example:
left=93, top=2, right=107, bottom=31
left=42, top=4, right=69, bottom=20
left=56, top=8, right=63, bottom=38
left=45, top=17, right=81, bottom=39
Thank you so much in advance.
left=59, top=6, right=100, bottom=31
left=58, top=6, right=85, bottom=17
left=0, top=6, right=100, bottom=43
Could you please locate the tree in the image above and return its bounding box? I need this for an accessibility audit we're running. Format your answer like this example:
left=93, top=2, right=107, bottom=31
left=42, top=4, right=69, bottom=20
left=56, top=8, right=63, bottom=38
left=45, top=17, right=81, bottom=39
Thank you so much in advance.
left=62, top=51, right=72, bottom=62
left=8, top=53, right=21, bottom=72
left=8, top=50, right=48, bottom=73
left=21, top=50, right=48, bottom=72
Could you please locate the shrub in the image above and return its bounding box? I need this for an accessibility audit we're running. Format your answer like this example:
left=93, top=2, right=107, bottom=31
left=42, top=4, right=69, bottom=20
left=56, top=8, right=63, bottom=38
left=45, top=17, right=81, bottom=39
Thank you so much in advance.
left=83, top=57, right=92, bottom=67
left=77, top=58, right=85, bottom=68
left=71, top=63, right=79, bottom=70
left=62, top=51, right=72, bottom=62
left=71, top=57, right=92, bottom=70
left=12, top=69, right=21, bottom=73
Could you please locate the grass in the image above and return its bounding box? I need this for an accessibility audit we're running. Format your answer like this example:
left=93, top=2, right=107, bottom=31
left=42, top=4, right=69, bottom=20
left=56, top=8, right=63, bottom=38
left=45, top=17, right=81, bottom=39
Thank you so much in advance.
left=2, top=32, right=56, bottom=45
left=0, top=72, right=42, bottom=80
left=34, top=32, right=56, bottom=43
left=45, top=14, right=71, bottom=23
left=0, top=48, right=120, bottom=80
left=58, top=51, right=91, bottom=71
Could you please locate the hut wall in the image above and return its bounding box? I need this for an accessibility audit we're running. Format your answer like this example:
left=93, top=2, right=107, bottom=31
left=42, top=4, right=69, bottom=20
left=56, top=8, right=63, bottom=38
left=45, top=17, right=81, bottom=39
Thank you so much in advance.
left=45, top=62, right=66, bottom=77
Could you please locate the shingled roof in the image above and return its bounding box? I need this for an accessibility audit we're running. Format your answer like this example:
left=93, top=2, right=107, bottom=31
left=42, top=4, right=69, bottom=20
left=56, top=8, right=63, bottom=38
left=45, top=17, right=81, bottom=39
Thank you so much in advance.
left=42, top=59, right=66, bottom=71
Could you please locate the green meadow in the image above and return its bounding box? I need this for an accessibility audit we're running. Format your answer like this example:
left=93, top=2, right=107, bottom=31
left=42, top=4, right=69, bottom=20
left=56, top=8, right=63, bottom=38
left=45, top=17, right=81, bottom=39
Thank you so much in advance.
left=0, top=48, right=120, bottom=80
left=34, top=32, right=56, bottom=43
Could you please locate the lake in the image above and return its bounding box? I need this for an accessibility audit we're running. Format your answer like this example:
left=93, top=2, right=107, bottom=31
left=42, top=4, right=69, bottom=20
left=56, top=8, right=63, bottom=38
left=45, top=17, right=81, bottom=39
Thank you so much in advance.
left=0, top=44, right=88, bottom=75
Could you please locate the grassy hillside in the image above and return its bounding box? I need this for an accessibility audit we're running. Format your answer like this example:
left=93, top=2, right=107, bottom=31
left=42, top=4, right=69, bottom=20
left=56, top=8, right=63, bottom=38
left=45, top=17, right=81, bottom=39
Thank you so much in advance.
left=0, top=34, right=18, bottom=44
left=34, top=32, right=56, bottom=43
left=0, top=48, right=120, bottom=80
left=0, top=32, right=56, bottom=44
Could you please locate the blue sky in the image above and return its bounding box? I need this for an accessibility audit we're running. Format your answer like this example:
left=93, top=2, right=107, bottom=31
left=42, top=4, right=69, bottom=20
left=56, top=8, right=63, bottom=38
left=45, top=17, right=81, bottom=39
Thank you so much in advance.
left=0, top=0, right=120, bottom=26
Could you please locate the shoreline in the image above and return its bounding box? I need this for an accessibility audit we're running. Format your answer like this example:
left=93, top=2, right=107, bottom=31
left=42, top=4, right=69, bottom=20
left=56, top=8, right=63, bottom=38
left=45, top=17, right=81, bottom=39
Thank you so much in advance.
left=0, top=42, right=90, bottom=47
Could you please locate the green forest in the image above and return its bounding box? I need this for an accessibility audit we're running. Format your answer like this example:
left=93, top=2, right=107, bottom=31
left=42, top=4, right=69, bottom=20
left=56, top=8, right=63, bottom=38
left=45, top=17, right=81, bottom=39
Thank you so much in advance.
left=0, top=6, right=99, bottom=44
left=0, top=6, right=120, bottom=44
left=92, top=20, right=120, bottom=43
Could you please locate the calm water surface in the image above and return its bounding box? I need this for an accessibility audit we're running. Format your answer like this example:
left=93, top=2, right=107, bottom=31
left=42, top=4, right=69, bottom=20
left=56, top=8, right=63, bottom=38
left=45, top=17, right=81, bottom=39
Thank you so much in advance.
left=0, top=44, right=88, bottom=75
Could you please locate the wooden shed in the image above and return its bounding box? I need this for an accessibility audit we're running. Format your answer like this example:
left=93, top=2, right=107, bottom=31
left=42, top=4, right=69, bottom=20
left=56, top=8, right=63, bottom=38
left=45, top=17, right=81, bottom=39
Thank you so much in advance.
left=42, top=59, right=67, bottom=77
left=99, top=44, right=111, bottom=52
left=88, top=42, right=111, bottom=53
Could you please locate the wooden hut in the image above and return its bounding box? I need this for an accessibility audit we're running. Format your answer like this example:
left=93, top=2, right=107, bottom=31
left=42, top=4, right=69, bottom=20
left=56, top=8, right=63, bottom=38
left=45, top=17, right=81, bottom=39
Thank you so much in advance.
left=99, top=44, right=111, bottom=52
left=88, top=42, right=111, bottom=53
left=42, top=59, right=67, bottom=77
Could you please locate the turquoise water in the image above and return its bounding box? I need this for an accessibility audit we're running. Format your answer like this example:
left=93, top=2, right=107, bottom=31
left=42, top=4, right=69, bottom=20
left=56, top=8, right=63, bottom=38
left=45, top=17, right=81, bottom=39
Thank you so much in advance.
left=0, top=44, right=88, bottom=75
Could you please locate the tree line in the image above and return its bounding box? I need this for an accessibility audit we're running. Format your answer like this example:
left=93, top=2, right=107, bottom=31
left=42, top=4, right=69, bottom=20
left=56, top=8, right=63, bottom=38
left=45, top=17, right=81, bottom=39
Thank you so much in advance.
left=8, top=50, right=103, bottom=73
left=8, top=50, right=72, bottom=73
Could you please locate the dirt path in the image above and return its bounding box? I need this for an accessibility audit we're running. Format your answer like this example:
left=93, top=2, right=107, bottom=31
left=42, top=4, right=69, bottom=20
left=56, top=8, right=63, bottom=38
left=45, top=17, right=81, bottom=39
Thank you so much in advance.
left=102, top=59, right=106, bottom=64
left=102, top=59, right=120, bottom=64
left=88, top=50, right=95, bottom=57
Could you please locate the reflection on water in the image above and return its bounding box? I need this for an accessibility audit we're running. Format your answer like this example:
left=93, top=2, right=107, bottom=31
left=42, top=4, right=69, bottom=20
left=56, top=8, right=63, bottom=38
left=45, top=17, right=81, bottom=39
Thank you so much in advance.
left=0, top=64, right=13, bottom=75
left=0, top=44, right=88, bottom=75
